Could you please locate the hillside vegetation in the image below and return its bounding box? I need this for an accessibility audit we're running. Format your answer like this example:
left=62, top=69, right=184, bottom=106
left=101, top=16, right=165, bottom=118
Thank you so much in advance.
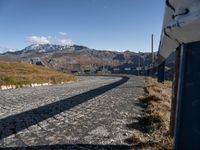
left=0, top=61, right=76, bottom=87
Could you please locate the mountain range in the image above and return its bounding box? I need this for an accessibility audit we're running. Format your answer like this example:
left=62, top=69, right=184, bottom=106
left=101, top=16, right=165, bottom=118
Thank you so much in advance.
left=0, top=44, right=175, bottom=77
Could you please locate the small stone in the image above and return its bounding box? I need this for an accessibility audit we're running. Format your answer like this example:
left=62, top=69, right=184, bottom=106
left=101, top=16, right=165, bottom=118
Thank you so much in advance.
left=123, top=133, right=128, bottom=136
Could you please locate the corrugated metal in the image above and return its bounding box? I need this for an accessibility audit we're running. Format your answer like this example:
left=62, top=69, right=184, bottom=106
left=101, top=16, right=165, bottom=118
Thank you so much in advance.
left=158, top=0, right=200, bottom=63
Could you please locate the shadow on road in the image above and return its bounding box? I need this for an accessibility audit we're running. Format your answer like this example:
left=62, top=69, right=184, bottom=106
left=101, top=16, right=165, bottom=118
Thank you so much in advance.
left=0, top=76, right=129, bottom=141
left=0, top=144, right=131, bottom=150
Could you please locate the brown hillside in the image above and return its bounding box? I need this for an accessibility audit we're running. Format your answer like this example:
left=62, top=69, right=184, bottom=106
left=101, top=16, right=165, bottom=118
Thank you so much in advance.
left=0, top=61, right=76, bottom=87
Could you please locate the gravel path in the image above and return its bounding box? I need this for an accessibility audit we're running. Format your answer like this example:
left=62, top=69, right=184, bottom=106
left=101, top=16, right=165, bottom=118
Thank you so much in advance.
left=0, top=75, right=144, bottom=150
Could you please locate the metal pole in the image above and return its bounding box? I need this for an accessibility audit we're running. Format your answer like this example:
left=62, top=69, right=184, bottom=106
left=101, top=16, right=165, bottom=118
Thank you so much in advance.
left=174, top=42, right=200, bottom=150
left=151, top=34, right=154, bottom=63
left=170, top=47, right=180, bottom=137
left=138, top=51, right=141, bottom=75
left=140, top=52, right=144, bottom=75
left=157, top=61, right=165, bottom=83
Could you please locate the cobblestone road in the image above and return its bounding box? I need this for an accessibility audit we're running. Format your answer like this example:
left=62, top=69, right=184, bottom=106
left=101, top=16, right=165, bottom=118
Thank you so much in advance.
left=0, top=76, right=144, bottom=150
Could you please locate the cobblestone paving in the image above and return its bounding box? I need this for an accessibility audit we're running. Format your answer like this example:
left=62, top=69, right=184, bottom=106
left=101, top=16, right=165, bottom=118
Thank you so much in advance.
left=0, top=76, right=144, bottom=150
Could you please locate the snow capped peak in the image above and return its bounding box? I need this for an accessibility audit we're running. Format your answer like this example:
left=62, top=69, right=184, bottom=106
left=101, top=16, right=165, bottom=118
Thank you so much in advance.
left=22, top=44, right=67, bottom=52
left=25, top=44, right=40, bottom=50
left=21, top=44, right=89, bottom=53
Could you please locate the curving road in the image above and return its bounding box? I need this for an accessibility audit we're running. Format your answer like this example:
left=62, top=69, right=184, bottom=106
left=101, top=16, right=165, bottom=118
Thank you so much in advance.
left=0, top=76, right=144, bottom=150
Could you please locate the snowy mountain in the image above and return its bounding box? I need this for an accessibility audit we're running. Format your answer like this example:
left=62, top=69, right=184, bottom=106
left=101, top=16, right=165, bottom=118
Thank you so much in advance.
left=18, top=44, right=90, bottom=54
left=0, top=43, right=175, bottom=80
left=22, top=44, right=70, bottom=52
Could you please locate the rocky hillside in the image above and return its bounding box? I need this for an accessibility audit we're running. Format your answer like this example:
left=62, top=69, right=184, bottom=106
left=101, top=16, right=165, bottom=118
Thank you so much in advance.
left=0, top=44, right=174, bottom=76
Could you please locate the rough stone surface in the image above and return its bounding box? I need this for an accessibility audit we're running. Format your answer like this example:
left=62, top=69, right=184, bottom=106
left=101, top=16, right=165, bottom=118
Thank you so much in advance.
left=0, top=76, right=144, bottom=150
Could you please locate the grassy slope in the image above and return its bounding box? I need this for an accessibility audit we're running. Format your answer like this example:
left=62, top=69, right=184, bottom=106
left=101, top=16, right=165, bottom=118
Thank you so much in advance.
left=131, top=77, right=173, bottom=150
left=0, top=61, right=76, bottom=87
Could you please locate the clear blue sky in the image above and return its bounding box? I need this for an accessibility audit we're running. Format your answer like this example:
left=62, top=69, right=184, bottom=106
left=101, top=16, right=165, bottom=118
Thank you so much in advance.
left=0, top=0, right=165, bottom=53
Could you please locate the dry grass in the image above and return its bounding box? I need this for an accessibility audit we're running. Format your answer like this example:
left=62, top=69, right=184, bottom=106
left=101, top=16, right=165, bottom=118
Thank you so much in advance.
left=0, top=61, right=76, bottom=87
left=130, top=77, right=173, bottom=150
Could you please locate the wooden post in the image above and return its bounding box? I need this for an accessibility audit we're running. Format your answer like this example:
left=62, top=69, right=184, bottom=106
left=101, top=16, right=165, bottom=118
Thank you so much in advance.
left=169, top=47, right=180, bottom=137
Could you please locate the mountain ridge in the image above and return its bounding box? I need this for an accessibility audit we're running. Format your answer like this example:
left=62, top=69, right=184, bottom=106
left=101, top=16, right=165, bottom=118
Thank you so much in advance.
left=0, top=43, right=174, bottom=78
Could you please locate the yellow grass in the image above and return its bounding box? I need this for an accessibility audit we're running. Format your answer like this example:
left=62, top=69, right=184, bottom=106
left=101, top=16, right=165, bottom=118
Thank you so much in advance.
left=131, top=77, right=173, bottom=150
left=0, top=61, right=76, bottom=87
